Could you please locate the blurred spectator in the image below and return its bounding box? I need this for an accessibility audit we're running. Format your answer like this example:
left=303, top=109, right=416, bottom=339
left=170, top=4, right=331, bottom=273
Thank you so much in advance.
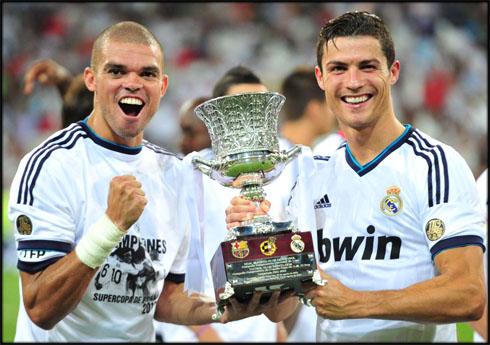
left=178, top=96, right=210, bottom=155
left=23, top=59, right=93, bottom=127
left=279, top=65, right=337, bottom=148
left=212, top=65, right=268, bottom=97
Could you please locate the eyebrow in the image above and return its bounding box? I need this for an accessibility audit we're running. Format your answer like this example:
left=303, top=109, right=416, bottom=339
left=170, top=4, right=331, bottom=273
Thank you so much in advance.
left=103, top=63, right=126, bottom=71
left=103, top=63, right=161, bottom=74
left=326, top=59, right=381, bottom=67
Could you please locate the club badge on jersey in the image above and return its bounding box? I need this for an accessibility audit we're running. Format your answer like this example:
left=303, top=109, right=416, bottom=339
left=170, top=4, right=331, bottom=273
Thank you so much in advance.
left=380, top=185, right=403, bottom=216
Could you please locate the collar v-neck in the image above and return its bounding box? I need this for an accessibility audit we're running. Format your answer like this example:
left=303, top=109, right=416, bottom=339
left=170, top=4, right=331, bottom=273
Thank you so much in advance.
left=345, top=124, right=414, bottom=176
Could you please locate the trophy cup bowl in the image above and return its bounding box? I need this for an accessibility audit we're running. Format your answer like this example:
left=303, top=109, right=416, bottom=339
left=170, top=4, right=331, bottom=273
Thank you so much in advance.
left=191, top=92, right=326, bottom=318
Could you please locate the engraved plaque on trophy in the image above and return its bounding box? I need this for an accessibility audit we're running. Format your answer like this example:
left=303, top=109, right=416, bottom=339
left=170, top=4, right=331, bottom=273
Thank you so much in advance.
left=192, top=92, right=325, bottom=318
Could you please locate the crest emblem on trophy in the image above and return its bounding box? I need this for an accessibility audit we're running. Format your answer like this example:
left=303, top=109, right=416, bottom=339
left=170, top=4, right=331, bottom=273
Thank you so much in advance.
left=192, top=92, right=326, bottom=318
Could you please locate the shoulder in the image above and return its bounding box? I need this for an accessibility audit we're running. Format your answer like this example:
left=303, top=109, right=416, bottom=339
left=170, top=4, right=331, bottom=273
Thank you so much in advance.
left=401, top=127, right=467, bottom=173
left=313, top=131, right=346, bottom=156
left=16, top=123, right=88, bottom=181
left=404, top=127, right=459, bottom=160
left=142, top=140, right=183, bottom=161
left=313, top=141, right=346, bottom=163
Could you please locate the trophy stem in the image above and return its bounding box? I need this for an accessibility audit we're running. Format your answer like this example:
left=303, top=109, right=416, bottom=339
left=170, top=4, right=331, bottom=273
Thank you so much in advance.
left=236, top=172, right=273, bottom=226
left=237, top=172, right=266, bottom=202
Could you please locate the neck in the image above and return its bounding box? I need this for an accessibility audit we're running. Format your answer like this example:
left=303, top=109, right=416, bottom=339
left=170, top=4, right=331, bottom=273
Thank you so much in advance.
left=341, top=117, right=406, bottom=166
left=86, top=112, right=143, bottom=148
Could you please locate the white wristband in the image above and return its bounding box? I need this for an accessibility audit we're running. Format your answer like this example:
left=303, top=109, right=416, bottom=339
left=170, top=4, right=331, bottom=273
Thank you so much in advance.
left=75, top=214, right=127, bottom=269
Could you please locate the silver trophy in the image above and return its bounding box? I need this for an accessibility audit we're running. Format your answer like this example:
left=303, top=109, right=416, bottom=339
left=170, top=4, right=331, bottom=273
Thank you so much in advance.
left=192, top=92, right=326, bottom=318
left=192, top=92, right=300, bottom=238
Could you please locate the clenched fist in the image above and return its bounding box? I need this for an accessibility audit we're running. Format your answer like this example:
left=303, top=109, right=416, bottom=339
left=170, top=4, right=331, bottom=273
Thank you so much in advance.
left=105, top=174, right=147, bottom=231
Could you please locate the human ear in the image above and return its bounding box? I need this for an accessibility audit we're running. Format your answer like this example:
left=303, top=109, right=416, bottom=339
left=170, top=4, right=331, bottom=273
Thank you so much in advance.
left=315, top=66, right=326, bottom=91
left=390, top=60, right=400, bottom=85
left=84, top=67, right=96, bottom=92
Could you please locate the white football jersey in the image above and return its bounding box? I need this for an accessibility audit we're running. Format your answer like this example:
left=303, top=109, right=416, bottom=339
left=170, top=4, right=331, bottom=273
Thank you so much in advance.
left=289, top=125, right=486, bottom=342
left=312, top=130, right=346, bottom=156
left=158, top=139, right=299, bottom=342
left=8, top=121, right=190, bottom=342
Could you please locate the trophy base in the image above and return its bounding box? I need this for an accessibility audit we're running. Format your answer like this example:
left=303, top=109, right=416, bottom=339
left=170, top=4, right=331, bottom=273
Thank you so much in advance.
left=210, top=230, right=316, bottom=312
left=215, top=275, right=313, bottom=306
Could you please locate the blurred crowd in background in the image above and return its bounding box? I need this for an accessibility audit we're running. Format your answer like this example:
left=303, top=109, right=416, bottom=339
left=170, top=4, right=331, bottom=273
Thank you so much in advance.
left=2, top=2, right=488, bottom=261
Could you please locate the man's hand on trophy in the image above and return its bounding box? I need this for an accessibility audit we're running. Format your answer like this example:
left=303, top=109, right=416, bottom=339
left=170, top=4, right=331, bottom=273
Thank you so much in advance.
left=225, top=196, right=271, bottom=230
left=301, top=267, right=359, bottom=320
left=217, top=289, right=296, bottom=323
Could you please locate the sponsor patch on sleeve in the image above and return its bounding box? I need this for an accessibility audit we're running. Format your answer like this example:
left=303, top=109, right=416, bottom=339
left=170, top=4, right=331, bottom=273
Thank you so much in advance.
left=16, top=215, right=33, bottom=235
left=425, top=218, right=445, bottom=241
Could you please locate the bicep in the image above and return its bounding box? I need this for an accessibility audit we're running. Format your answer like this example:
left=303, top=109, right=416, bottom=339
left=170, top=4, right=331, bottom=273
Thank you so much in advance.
left=434, top=245, right=485, bottom=283
left=154, top=279, right=182, bottom=321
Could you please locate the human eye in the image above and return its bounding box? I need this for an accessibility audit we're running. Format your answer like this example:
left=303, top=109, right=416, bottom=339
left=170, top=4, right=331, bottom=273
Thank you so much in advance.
left=141, top=71, right=157, bottom=78
left=329, top=65, right=346, bottom=73
left=361, top=64, right=376, bottom=70
left=108, top=68, right=123, bottom=76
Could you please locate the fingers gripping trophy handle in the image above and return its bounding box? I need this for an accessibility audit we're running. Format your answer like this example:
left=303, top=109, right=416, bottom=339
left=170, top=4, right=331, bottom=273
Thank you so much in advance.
left=300, top=270, right=328, bottom=307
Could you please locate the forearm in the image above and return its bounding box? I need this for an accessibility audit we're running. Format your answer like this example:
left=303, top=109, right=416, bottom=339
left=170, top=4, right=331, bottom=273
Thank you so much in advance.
left=154, top=281, right=216, bottom=325
left=264, top=296, right=299, bottom=322
left=469, top=303, right=488, bottom=341
left=354, top=272, right=485, bottom=323
left=20, top=251, right=97, bottom=329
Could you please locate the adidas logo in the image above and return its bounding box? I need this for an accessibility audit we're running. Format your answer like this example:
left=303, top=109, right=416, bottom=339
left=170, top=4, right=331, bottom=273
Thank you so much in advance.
left=314, top=194, right=331, bottom=209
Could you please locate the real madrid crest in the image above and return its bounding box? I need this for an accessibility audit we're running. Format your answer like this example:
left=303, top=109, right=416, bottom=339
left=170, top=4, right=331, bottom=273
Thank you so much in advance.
left=380, top=185, right=403, bottom=216
left=290, top=234, right=305, bottom=253
left=425, top=218, right=445, bottom=241
left=16, top=215, right=33, bottom=235
left=231, top=240, right=249, bottom=259
left=260, top=237, right=277, bottom=256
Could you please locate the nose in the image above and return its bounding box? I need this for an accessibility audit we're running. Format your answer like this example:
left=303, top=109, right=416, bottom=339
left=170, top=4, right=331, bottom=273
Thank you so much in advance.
left=123, top=72, right=143, bottom=92
left=346, top=68, right=362, bottom=90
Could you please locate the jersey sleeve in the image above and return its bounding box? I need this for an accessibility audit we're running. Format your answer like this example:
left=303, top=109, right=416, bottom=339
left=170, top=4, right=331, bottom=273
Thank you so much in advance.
left=166, top=161, right=192, bottom=284
left=286, top=148, right=324, bottom=233
left=419, top=146, right=486, bottom=259
left=8, top=153, right=78, bottom=273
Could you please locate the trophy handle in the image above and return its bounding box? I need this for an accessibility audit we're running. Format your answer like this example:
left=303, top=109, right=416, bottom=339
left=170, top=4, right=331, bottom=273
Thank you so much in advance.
left=269, top=145, right=302, bottom=165
left=286, top=145, right=302, bottom=162
left=192, top=156, right=216, bottom=177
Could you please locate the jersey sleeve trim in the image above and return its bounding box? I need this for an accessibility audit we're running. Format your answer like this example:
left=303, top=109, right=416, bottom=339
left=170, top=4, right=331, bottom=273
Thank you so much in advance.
left=17, top=240, right=73, bottom=273
left=165, top=272, right=185, bottom=283
left=17, top=239, right=73, bottom=252
left=142, top=140, right=183, bottom=160
left=18, top=256, right=64, bottom=274
left=430, top=235, right=485, bottom=260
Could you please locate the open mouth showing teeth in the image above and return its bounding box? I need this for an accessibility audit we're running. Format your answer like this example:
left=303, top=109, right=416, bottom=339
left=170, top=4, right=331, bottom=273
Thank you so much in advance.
left=119, top=98, right=144, bottom=116
left=342, top=95, right=372, bottom=104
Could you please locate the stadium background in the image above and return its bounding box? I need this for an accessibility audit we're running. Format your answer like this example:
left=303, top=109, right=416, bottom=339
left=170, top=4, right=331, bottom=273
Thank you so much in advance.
left=2, top=2, right=487, bottom=342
